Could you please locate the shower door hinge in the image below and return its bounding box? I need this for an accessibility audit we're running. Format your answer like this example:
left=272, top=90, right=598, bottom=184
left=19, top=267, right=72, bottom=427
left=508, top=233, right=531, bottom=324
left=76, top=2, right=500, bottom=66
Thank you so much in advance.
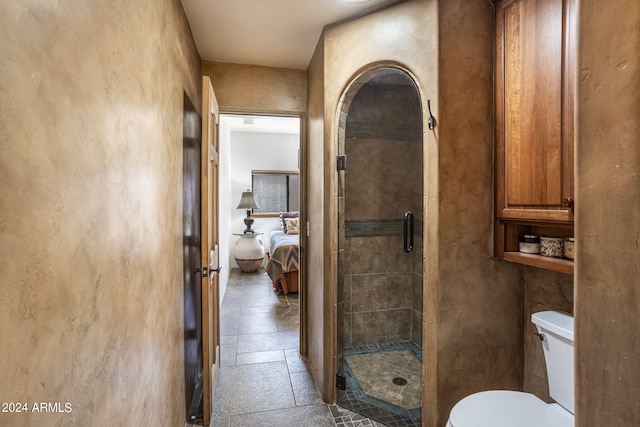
left=336, top=373, right=346, bottom=390
left=337, top=155, right=347, bottom=171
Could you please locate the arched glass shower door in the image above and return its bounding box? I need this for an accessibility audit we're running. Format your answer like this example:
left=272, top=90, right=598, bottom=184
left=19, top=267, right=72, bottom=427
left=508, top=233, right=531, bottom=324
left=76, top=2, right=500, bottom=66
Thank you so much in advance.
left=336, top=67, right=424, bottom=426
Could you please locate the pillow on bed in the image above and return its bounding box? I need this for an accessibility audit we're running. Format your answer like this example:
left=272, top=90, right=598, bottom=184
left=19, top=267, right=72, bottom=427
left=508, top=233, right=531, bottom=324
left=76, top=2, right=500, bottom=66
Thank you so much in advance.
left=279, top=212, right=299, bottom=233
left=284, top=218, right=300, bottom=235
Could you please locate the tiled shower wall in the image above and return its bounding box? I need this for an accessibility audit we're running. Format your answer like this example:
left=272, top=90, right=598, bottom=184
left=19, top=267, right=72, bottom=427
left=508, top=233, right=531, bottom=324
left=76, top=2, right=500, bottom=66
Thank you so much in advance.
left=341, top=231, right=423, bottom=346
left=337, top=72, right=423, bottom=349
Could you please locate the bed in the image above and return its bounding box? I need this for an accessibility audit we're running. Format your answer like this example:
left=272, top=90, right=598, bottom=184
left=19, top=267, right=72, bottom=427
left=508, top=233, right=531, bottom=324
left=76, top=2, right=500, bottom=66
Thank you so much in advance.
left=265, top=213, right=300, bottom=294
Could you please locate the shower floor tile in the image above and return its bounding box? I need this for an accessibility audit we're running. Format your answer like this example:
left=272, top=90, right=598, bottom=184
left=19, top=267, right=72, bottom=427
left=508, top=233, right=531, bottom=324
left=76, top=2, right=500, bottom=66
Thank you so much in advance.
left=345, top=349, right=421, bottom=410
left=340, top=341, right=422, bottom=426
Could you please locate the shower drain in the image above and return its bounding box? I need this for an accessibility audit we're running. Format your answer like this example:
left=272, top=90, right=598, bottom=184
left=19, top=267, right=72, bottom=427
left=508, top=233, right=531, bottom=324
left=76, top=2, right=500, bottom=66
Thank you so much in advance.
left=392, top=377, right=408, bottom=386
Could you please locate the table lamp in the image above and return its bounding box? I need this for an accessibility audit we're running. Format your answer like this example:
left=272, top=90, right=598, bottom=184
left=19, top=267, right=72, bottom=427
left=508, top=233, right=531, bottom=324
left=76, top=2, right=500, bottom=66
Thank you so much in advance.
left=237, top=190, right=259, bottom=233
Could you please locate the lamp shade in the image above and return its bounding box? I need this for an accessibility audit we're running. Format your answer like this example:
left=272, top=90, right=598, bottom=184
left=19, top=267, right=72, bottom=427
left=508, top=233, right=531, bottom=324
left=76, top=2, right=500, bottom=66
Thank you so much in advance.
left=237, top=191, right=259, bottom=210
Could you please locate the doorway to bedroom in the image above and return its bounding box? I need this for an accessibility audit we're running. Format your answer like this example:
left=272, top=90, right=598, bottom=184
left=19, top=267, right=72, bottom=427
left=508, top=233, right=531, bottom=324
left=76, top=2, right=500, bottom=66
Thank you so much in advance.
left=216, top=113, right=302, bottom=363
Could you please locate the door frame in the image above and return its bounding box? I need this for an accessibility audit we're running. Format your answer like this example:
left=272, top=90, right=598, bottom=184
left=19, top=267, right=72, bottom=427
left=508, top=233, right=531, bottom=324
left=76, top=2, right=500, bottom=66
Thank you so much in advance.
left=218, top=110, right=307, bottom=356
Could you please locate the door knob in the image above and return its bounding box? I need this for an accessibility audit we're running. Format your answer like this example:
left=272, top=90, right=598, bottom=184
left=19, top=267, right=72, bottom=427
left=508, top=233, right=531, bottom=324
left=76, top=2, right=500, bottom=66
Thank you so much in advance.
left=562, top=197, right=574, bottom=208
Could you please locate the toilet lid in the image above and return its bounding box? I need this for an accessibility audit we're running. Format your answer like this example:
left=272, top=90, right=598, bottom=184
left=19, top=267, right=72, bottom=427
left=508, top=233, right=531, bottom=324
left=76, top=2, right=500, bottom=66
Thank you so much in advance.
left=448, top=390, right=574, bottom=427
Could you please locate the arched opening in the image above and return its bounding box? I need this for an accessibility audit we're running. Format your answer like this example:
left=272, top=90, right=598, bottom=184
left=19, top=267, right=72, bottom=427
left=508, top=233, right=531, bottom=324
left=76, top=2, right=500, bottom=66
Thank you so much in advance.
left=336, top=66, right=424, bottom=426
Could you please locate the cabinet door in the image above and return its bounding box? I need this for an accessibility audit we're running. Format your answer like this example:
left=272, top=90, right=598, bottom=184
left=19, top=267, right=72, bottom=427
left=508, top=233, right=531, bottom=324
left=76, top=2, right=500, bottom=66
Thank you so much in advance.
left=496, top=0, right=575, bottom=222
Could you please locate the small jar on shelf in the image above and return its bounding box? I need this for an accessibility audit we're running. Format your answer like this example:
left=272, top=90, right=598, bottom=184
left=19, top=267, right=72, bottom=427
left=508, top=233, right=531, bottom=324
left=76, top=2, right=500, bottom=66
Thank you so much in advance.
left=519, top=234, right=540, bottom=254
left=564, top=238, right=575, bottom=260
left=540, top=237, right=564, bottom=258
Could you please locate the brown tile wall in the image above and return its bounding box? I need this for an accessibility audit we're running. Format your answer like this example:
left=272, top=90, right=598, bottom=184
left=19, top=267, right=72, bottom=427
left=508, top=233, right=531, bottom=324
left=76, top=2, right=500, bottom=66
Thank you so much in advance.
left=0, top=0, right=201, bottom=425
left=345, top=138, right=423, bottom=221
left=343, top=235, right=422, bottom=346
left=338, top=75, right=423, bottom=349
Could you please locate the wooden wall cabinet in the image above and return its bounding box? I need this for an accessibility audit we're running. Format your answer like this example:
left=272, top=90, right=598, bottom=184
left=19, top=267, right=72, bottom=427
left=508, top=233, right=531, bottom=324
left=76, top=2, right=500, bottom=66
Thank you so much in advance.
left=495, top=0, right=576, bottom=274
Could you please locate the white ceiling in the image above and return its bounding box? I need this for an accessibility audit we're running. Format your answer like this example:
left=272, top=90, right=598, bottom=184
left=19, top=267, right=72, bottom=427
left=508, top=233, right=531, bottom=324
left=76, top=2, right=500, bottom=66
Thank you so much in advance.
left=224, top=115, right=300, bottom=134
left=181, top=0, right=402, bottom=70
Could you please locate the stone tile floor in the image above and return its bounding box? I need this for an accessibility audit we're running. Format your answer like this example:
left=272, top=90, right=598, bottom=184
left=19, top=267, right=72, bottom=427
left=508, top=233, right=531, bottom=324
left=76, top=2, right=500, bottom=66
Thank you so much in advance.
left=192, top=268, right=387, bottom=427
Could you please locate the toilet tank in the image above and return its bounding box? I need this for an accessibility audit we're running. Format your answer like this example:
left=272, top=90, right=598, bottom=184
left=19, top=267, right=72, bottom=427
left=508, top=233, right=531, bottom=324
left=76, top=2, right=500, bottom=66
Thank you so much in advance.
left=531, top=311, right=574, bottom=414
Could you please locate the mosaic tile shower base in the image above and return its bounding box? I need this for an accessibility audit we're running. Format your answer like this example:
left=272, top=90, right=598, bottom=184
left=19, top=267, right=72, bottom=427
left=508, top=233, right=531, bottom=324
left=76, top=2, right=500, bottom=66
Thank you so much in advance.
left=339, top=342, right=422, bottom=426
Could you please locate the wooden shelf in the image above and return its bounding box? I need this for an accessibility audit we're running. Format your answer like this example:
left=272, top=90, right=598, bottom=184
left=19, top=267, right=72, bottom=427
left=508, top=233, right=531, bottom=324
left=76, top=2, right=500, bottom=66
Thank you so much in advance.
left=503, top=251, right=573, bottom=275
left=495, top=218, right=574, bottom=274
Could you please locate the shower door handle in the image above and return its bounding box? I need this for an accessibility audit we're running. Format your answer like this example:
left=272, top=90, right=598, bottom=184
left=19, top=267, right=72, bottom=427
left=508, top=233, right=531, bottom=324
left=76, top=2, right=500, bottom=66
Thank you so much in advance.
left=403, top=211, right=414, bottom=253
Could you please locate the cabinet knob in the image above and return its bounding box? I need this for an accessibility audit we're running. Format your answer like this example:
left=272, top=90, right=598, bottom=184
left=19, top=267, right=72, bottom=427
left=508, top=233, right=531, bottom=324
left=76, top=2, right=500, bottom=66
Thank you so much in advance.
left=563, top=197, right=574, bottom=208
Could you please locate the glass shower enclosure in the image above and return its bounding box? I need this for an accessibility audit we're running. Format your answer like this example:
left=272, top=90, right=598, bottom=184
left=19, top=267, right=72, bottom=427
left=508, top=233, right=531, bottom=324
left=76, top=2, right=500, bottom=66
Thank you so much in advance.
left=336, top=67, right=424, bottom=426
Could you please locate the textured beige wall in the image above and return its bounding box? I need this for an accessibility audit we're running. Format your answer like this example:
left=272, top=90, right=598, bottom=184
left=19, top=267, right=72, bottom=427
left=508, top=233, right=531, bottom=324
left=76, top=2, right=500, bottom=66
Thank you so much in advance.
left=435, top=0, right=523, bottom=423
left=201, top=61, right=307, bottom=114
left=305, top=34, right=327, bottom=398
left=576, top=0, right=640, bottom=425
left=0, top=1, right=201, bottom=425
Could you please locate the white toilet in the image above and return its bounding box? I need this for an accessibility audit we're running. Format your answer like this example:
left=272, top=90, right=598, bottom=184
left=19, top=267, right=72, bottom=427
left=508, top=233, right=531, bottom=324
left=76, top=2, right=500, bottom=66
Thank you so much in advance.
left=447, top=311, right=575, bottom=427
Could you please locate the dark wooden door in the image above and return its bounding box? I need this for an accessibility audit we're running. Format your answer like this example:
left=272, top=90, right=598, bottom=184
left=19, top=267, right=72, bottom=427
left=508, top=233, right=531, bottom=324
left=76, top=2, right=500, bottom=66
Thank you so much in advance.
left=182, top=92, right=204, bottom=422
